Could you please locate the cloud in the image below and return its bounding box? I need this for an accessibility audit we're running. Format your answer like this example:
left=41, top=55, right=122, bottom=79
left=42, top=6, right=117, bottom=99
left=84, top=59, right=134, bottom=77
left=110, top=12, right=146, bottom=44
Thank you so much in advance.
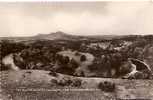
left=106, top=2, right=153, bottom=35
left=0, top=2, right=153, bottom=37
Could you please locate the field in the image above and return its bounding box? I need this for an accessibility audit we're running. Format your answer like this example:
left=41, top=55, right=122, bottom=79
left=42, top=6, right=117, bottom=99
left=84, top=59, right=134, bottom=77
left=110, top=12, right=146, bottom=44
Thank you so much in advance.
left=1, top=70, right=153, bottom=100
left=1, top=33, right=153, bottom=100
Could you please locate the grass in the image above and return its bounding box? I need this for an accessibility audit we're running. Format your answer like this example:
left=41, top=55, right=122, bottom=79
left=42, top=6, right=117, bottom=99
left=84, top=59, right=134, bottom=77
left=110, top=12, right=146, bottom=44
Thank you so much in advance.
left=1, top=70, right=153, bottom=100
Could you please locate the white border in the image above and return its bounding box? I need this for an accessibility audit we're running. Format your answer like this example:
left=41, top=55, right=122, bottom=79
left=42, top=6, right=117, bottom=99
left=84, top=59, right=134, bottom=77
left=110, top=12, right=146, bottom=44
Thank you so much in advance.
left=0, top=0, right=152, bottom=2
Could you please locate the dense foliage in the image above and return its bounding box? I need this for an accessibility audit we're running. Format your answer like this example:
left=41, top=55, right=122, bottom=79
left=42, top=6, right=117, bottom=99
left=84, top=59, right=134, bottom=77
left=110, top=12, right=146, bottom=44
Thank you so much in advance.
left=1, top=35, right=153, bottom=78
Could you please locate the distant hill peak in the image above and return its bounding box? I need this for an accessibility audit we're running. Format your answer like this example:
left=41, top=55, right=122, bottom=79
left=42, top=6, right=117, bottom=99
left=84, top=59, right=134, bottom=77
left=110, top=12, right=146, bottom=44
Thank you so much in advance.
left=50, top=31, right=69, bottom=37
left=33, top=31, right=74, bottom=40
left=52, top=31, right=67, bottom=35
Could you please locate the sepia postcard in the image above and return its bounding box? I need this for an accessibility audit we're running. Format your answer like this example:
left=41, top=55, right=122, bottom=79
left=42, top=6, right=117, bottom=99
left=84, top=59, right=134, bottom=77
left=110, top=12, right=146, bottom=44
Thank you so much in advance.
left=0, top=1, right=153, bottom=100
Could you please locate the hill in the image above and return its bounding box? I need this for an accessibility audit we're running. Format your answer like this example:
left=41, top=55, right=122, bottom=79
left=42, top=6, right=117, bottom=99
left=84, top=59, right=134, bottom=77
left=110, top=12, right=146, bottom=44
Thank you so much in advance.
left=0, top=31, right=87, bottom=42
left=1, top=70, right=153, bottom=100
left=0, top=31, right=144, bottom=42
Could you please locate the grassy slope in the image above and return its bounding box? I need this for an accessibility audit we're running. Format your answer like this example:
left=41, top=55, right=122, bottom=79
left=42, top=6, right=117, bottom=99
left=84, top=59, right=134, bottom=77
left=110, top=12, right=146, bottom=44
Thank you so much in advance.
left=1, top=70, right=153, bottom=100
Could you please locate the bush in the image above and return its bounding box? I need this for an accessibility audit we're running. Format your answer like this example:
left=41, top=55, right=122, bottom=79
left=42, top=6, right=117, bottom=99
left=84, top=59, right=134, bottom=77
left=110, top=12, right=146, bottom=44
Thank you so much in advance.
left=1, top=40, right=26, bottom=57
left=62, top=56, right=70, bottom=64
left=127, top=71, right=152, bottom=79
left=0, top=64, right=9, bottom=71
left=80, top=55, right=86, bottom=62
left=75, top=51, right=81, bottom=56
left=50, top=79, right=58, bottom=84
left=71, top=78, right=82, bottom=87
left=56, top=77, right=82, bottom=87
left=49, top=70, right=58, bottom=77
left=69, top=58, right=79, bottom=69
left=57, top=77, right=73, bottom=86
left=98, top=81, right=115, bottom=92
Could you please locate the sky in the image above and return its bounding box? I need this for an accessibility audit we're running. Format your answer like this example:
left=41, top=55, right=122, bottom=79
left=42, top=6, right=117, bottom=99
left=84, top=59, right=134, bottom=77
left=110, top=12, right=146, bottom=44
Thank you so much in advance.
left=0, top=2, right=153, bottom=37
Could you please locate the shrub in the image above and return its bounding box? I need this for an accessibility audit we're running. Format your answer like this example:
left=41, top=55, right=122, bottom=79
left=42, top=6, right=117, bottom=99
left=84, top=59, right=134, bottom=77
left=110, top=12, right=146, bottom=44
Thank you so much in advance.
left=1, top=40, right=26, bottom=57
left=80, top=55, right=86, bottom=62
left=62, top=56, right=70, bottom=64
left=98, top=81, right=115, bottom=92
left=57, top=80, right=66, bottom=86
left=57, top=77, right=72, bottom=86
left=133, top=72, right=144, bottom=79
left=75, top=52, right=81, bottom=56
left=69, top=58, right=79, bottom=69
left=127, top=71, right=151, bottom=79
left=0, top=64, right=9, bottom=71
left=50, top=79, right=58, bottom=84
left=71, top=78, right=82, bottom=87
left=49, top=69, right=58, bottom=77
left=55, top=77, right=82, bottom=87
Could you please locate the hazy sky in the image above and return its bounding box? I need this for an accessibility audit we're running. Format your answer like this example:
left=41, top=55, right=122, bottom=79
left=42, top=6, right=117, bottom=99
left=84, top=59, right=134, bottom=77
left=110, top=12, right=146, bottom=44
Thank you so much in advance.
left=0, top=2, right=153, bottom=37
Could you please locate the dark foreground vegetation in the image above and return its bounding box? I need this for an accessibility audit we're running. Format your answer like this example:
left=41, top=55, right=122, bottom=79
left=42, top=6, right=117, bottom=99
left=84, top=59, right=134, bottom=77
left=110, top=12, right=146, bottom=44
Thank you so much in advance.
left=1, top=35, right=153, bottom=79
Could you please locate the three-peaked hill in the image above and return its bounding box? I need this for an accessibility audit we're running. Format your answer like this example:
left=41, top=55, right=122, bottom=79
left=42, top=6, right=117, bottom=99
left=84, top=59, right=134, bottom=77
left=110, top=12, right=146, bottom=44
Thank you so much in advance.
left=33, top=31, right=85, bottom=40
left=0, top=31, right=153, bottom=42
left=0, top=31, right=88, bottom=42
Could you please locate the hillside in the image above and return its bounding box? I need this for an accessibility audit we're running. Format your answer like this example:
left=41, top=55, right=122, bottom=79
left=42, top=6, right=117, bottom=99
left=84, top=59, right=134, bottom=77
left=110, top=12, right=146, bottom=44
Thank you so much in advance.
left=0, top=31, right=143, bottom=42
left=0, top=31, right=87, bottom=42
left=1, top=70, right=153, bottom=100
left=1, top=33, right=153, bottom=100
left=1, top=34, right=153, bottom=78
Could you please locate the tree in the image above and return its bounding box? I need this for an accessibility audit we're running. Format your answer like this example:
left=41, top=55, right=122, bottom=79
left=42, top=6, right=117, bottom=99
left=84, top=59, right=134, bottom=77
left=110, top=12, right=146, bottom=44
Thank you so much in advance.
left=69, top=58, right=78, bottom=69
left=1, top=40, right=26, bottom=57
left=62, top=56, right=70, bottom=64
left=80, top=55, right=86, bottom=62
left=98, top=81, right=115, bottom=92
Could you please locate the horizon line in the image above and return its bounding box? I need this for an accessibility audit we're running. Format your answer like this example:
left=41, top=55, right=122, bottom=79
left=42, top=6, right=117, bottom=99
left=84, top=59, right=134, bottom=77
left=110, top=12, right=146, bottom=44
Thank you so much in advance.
left=0, top=31, right=153, bottom=38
